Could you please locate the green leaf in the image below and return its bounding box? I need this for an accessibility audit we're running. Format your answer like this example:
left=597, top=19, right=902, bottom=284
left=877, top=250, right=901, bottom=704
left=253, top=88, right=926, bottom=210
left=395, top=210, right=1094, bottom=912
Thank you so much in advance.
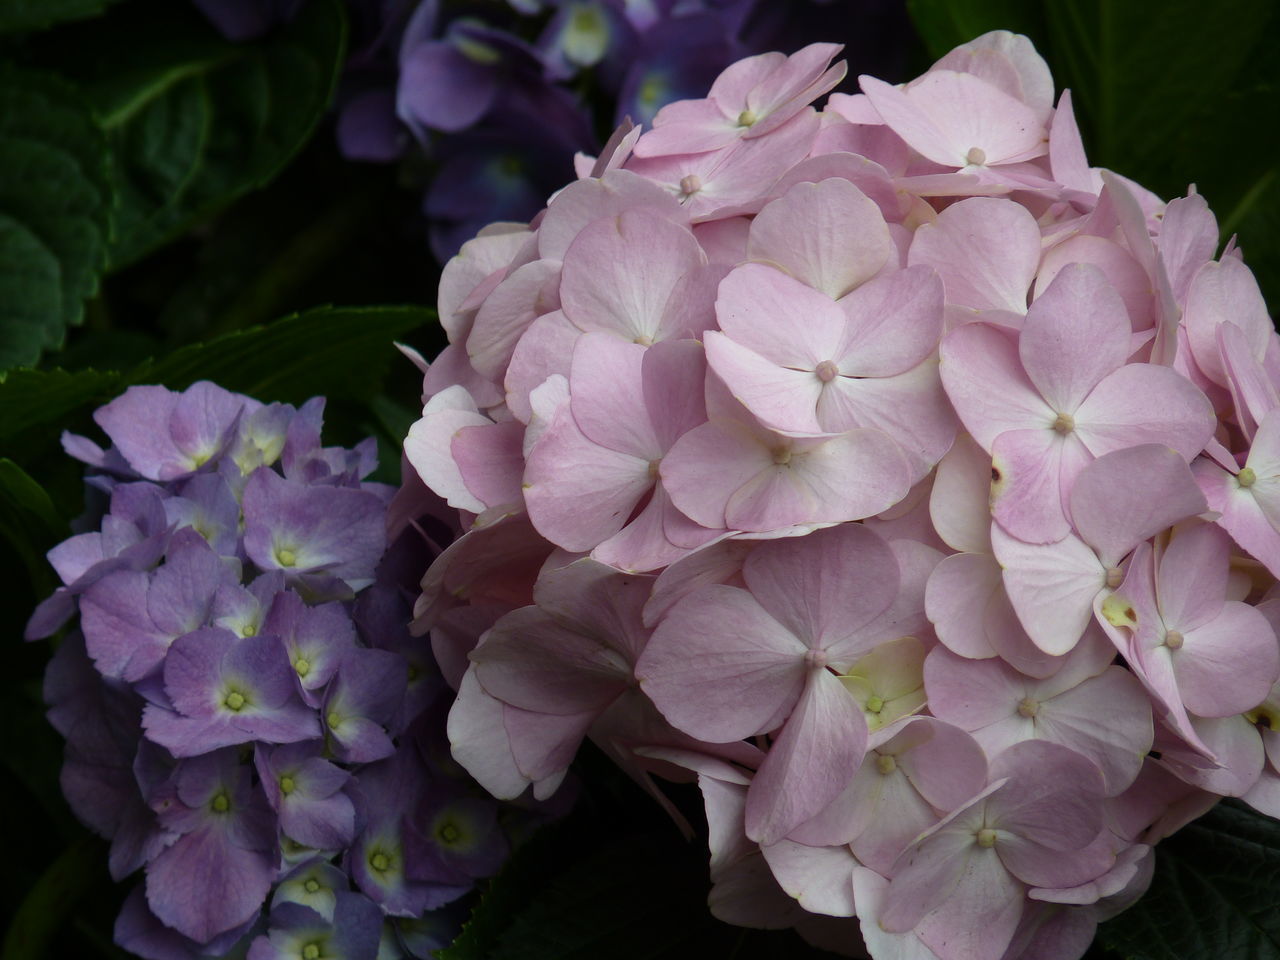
left=0, top=838, right=103, bottom=960
left=1040, top=0, right=1273, bottom=177
left=0, top=366, right=122, bottom=447
left=33, top=0, right=347, bottom=268
left=0, top=0, right=122, bottom=34
left=1097, top=802, right=1280, bottom=960
left=0, top=459, right=66, bottom=595
left=905, top=0, right=1043, bottom=59
left=136, top=305, right=430, bottom=402
left=1223, top=169, right=1280, bottom=312
left=0, top=63, right=112, bottom=369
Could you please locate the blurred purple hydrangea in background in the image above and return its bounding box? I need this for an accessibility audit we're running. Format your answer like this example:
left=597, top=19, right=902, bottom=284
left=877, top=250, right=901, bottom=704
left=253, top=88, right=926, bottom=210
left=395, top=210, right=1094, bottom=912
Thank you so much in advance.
left=193, top=0, right=910, bottom=263
left=29, top=381, right=567, bottom=960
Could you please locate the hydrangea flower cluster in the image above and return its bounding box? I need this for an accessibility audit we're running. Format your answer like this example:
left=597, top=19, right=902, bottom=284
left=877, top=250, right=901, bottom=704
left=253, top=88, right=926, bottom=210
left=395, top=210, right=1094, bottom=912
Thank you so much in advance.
left=405, top=32, right=1280, bottom=960
left=29, top=382, right=551, bottom=960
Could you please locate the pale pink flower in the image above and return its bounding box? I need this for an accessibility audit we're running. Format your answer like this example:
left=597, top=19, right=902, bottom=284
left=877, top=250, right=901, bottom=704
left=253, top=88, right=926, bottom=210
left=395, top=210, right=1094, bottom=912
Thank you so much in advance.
left=941, top=264, right=1214, bottom=543
left=633, top=43, right=846, bottom=159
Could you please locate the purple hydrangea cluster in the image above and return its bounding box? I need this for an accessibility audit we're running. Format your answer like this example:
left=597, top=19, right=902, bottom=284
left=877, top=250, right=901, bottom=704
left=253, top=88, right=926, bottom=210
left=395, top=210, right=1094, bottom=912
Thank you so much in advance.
left=334, top=0, right=909, bottom=260
left=29, top=382, right=549, bottom=960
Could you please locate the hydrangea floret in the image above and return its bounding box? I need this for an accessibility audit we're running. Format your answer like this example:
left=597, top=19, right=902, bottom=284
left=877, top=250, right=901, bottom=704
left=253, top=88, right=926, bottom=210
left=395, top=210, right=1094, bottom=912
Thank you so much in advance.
left=32, top=382, right=561, bottom=960
left=405, top=31, right=1280, bottom=960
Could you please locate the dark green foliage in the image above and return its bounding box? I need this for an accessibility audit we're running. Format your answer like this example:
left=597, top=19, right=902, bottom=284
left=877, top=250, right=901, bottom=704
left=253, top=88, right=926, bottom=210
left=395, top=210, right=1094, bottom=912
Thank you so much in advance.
left=27, top=0, right=348, bottom=268
left=0, top=0, right=123, bottom=34
left=1097, top=802, right=1280, bottom=960
left=0, top=64, right=112, bottom=367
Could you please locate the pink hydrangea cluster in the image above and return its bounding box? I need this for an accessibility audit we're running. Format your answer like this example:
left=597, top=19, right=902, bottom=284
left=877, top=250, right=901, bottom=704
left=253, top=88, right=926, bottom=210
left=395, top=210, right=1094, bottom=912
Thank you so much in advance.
left=401, top=32, right=1280, bottom=960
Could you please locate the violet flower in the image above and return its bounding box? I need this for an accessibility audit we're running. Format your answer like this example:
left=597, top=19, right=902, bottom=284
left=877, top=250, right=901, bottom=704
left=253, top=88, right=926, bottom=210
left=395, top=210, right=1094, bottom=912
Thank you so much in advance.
left=30, top=381, right=562, bottom=959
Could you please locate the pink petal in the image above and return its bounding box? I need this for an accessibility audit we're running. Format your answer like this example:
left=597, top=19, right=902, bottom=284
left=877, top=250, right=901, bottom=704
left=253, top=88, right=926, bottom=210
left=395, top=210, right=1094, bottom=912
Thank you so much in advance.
left=909, top=197, right=1040, bottom=313
left=531, top=559, right=652, bottom=662
left=537, top=169, right=685, bottom=261
left=715, top=262, right=848, bottom=368
left=1194, top=458, right=1280, bottom=579
left=1067, top=445, right=1208, bottom=567
left=704, top=332, right=825, bottom=434
left=642, top=539, right=753, bottom=626
left=1176, top=602, right=1279, bottom=718
left=1157, top=714, right=1264, bottom=797
left=925, top=646, right=1026, bottom=731
left=637, top=584, right=806, bottom=742
left=987, top=741, right=1105, bottom=849
left=929, top=432, right=994, bottom=554
left=447, top=668, right=532, bottom=799
left=855, top=868, right=954, bottom=960
left=1219, top=321, right=1280, bottom=441
left=746, top=178, right=892, bottom=299
left=939, top=322, right=1053, bottom=449
left=745, top=669, right=868, bottom=844
left=466, top=259, right=562, bottom=381
left=1154, top=521, right=1230, bottom=632
left=1047, top=89, right=1092, bottom=192
left=1073, top=364, right=1215, bottom=461
left=926, top=552, right=1002, bottom=659
left=452, top=420, right=524, bottom=510
left=693, top=217, right=751, bottom=265
left=769, top=151, right=903, bottom=222
left=471, top=607, right=630, bottom=715
left=504, top=310, right=580, bottom=423
left=404, top=386, right=491, bottom=514
left=1032, top=666, right=1153, bottom=794
left=1035, top=235, right=1153, bottom=331
left=420, top=343, right=503, bottom=411
left=835, top=265, right=945, bottom=378
left=660, top=418, right=775, bottom=529
left=438, top=228, right=530, bottom=340
left=938, top=31, right=1054, bottom=121
left=657, top=262, right=727, bottom=342
left=559, top=208, right=706, bottom=344
left=568, top=334, right=662, bottom=459
left=1106, top=542, right=1210, bottom=754
left=1183, top=257, right=1272, bottom=387
left=740, top=42, right=847, bottom=138
left=504, top=700, right=593, bottom=789
left=996, top=828, right=1115, bottom=891
left=626, top=111, right=820, bottom=222
left=848, top=539, right=940, bottom=664
left=725, top=430, right=912, bottom=531
left=991, top=526, right=1105, bottom=656
left=860, top=72, right=1045, bottom=167
left=759, top=839, right=857, bottom=916
left=643, top=339, right=709, bottom=451
left=986, top=589, right=1066, bottom=679
left=741, top=522, right=899, bottom=646
left=522, top=402, right=652, bottom=552
left=989, top=428, right=1088, bottom=544
left=847, top=762, right=942, bottom=871
left=634, top=99, right=743, bottom=157
left=883, top=803, right=1025, bottom=960
left=1019, top=264, right=1130, bottom=413
left=592, top=484, right=716, bottom=574
left=895, top=715, right=991, bottom=813
left=1158, top=193, right=1219, bottom=304
left=815, top=359, right=957, bottom=480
